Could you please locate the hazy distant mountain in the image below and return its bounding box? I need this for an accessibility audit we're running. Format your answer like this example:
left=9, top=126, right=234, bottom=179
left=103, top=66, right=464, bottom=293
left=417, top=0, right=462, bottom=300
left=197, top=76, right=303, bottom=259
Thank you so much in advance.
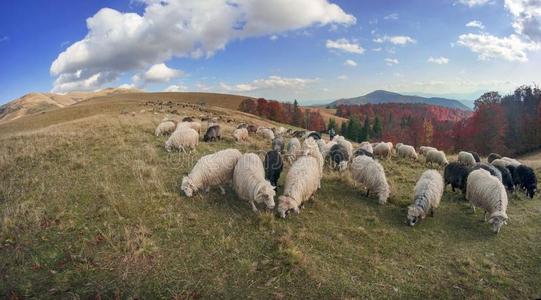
left=329, top=90, right=471, bottom=111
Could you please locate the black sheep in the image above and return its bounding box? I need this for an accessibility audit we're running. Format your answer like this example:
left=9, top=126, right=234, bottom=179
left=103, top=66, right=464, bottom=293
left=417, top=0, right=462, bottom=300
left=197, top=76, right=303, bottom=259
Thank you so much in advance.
left=329, top=144, right=349, bottom=170
left=292, top=130, right=306, bottom=138
left=468, top=151, right=481, bottom=163
left=493, top=165, right=515, bottom=192
left=272, top=136, right=285, bottom=153
left=246, top=125, right=257, bottom=133
left=444, top=162, right=470, bottom=193
left=487, top=153, right=502, bottom=163
left=306, top=131, right=321, bottom=140
left=514, top=165, right=537, bottom=198
left=203, top=125, right=221, bottom=142
left=182, top=117, right=193, bottom=122
left=264, top=150, right=283, bottom=188
left=352, top=148, right=374, bottom=159
left=470, top=163, right=502, bottom=182
left=506, top=165, right=517, bottom=187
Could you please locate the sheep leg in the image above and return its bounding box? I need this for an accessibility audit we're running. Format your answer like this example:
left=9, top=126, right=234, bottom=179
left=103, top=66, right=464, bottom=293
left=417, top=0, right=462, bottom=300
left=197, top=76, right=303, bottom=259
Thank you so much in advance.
left=471, top=204, right=476, bottom=213
left=366, top=189, right=370, bottom=197
left=430, top=208, right=435, bottom=217
left=483, top=211, right=488, bottom=222
left=218, top=186, right=226, bottom=195
left=250, top=201, right=259, bottom=213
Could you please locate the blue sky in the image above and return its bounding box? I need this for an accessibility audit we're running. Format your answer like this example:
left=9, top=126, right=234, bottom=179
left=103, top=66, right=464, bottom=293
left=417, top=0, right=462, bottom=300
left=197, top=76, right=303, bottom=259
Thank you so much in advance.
left=1, top=0, right=540, bottom=105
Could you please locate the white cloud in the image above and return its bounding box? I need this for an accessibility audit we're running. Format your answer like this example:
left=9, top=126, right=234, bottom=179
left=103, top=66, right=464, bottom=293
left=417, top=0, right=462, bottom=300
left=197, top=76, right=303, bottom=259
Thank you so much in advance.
left=132, top=63, right=183, bottom=87
left=118, top=83, right=136, bottom=89
left=326, top=38, right=365, bottom=54
left=384, top=58, right=399, bottom=66
left=220, top=75, right=317, bottom=92
left=466, top=20, right=485, bottom=29
left=270, top=35, right=278, bottom=41
left=344, top=59, right=357, bottom=66
left=164, top=84, right=187, bottom=92
left=457, top=0, right=491, bottom=7
left=383, top=13, right=399, bottom=20
left=505, top=0, right=541, bottom=43
left=457, top=33, right=539, bottom=62
left=372, top=47, right=382, bottom=52
left=50, top=0, right=355, bottom=92
left=373, top=35, right=416, bottom=45
left=427, top=56, right=450, bottom=64
left=337, top=75, right=348, bottom=80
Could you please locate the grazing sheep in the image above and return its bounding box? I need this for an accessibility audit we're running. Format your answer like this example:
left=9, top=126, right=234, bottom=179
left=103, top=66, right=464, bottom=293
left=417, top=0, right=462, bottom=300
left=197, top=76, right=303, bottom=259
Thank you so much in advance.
left=155, top=121, right=176, bottom=136
left=258, top=128, right=275, bottom=140
left=277, top=155, right=321, bottom=218
left=275, top=126, right=286, bottom=136
left=272, top=136, right=285, bottom=152
left=506, top=165, right=517, bottom=187
left=466, top=169, right=509, bottom=234
left=514, top=165, right=537, bottom=198
left=396, top=143, right=404, bottom=151
left=359, top=141, right=373, bottom=154
left=353, top=148, right=374, bottom=159
left=233, top=153, right=276, bottom=212
left=232, top=128, right=248, bottom=142
left=264, top=150, right=283, bottom=188
left=246, top=124, right=257, bottom=133
left=335, top=136, right=353, bottom=160
left=181, top=148, right=242, bottom=197
left=292, top=130, right=306, bottom=138
left=203, top=125, right=221, bottom=142
left=493, top=165, right=515, bottom=192
left=468, top=151, right=481, bottom=163
left=501, top=157, right=521, bottom=167
left=329, top=144, right=349, bottom=171
left=419, top=146, right=437, bottom=156
left=397, top=145, right=418, bottom=160
left=374, top=142, right=392, bottom=159
left=286, top=138, right=301, bottom=164
left=458, top=151, right=476, bottom=167
left=444, top=162, right=470, bottom=193
left=302, top=138, right=324, bottom=180
left=407, top=170, right=444, bottom=226
left=470, top=163, right=502, bottom=182
left=165, top=127, right=199, bottom=152
left=487, top=153, right=502, bottom=163
left=177, top=121, right=202, bottom=134
left=350, top=155, right=390, bottom=204
left=304, top=131, right=321, bottom=140
left=321, top=140, right=338, bottom=158
left=387, top=142, right=394, bottom=154
left=425, top=150, right=448, bottom=167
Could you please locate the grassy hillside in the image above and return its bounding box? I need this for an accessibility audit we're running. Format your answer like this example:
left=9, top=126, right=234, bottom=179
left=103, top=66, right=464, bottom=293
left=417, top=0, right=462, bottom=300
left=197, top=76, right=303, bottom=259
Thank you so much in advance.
left=1, top=96, right=540, bottom=298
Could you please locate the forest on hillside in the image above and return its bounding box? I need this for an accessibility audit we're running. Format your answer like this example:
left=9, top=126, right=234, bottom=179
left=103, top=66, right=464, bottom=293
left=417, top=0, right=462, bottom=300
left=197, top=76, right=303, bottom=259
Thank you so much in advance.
left=239, top=85, right=541, bottom=156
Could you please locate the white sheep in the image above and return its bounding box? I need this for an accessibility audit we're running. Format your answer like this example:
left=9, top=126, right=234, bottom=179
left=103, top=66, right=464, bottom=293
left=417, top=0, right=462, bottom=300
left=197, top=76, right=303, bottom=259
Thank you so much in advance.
left=466, top=169, right=509, bottom=233
left=155, top=121, right=176, bottom=136
left=501, top=157, right=521, bottom=167
left=233, top=153, right=276, bottom=212
left=350, top=155, right=390, bottom=204
left=398, top=145, right=418, bottom=160
left=302, top=137, right=324, bottom=180
left=176, top=121, right=202, bottom=134
left=257, top=128, right=275, bottom=140
left=419, top=146, right=437, bottom=156
left=396, top=142, right=404, bottom=151
left=335, top=136, right=353, bottom=160
left=425, top=149, right=448, bottom=166
left=165, top=127, right=199, bottom=152
left=359, top=141, right=373, bottom=154
left=316, top=139, right=326, bottom=154
left=181, top=148, right=242, bottom=197
left=387, top=142, right=394, bottom=153
left=286, top=138, right=301, bottom=164
left=373, top=142, right=391, bottom=159
left=458, top=151, right=476, bottom=167
left=275, top=126, right=286, bottom=136
left=407, top=170, right=444, bottom=226
left=232, top=128, right=249, bottom=142
left=277, top=155, right=321, bottom=218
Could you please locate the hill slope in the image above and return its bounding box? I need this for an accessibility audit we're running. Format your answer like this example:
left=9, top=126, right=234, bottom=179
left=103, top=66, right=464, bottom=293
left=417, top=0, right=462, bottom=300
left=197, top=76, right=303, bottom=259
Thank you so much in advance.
left=0, top=94, right=540, bottom=298
left=330, top=90, right=471, bottom=111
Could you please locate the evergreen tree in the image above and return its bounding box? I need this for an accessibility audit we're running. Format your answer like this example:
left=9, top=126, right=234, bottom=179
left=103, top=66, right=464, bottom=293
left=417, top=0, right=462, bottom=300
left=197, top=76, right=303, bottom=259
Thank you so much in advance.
left=292, top=99, right=303, bottom=127
left=347, top=116, right=362, bottom=142
left=360, top=117, right=370, bottom=141
left=373, top=115, right=382, bottom=138
left=340, top=121, right=347, bottom=136
left=328, top=118, right=337, bottom=130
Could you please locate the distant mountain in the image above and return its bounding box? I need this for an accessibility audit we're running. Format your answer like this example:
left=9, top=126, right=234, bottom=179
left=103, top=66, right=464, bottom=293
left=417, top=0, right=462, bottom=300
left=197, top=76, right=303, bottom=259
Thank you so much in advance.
left=0, top=88, right=141, bottom=123
left=329, top=90, right=471, bottom=111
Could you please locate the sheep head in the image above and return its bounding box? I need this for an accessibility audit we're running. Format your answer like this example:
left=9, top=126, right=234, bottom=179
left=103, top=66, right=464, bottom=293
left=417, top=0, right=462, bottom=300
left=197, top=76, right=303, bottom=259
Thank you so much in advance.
left=257, top=182, right=276, bottom=210
left=406, top=205, right=425, bottom=226
left=488, top=213, right=508, bottom=234
left=181, top=176, right=196, bottom=197
left=277, top=195, right=298, bottom=219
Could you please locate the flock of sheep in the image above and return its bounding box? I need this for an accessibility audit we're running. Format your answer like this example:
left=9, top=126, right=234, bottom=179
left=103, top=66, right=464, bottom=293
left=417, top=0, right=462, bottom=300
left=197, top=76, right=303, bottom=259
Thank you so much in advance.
left=154, top=116, right=538, bottom=234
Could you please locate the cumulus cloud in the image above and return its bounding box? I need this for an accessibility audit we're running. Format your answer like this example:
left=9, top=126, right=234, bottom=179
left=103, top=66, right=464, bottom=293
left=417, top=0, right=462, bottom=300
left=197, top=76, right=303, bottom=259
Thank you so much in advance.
left=118, top=83, right=136, bottom=89
left=373, top=35, right=416, bottom=45
left=164, top=84, right=188, bottom=92
left=457, top=0, right=491, bottom=7
left=132, top=63, right=183, bottom=86
left=466, top=20, right=485, bottom=29
left=344, top=59, right=357, bottom=66
left=50, top=0, right=355, bottom=92
left=383, top=13, right=399, bottom=20
left=326, top=38, right=365, bottom=54
left=457, top=33, right=539, bottom=62
left=505, top=0, right=541, bottom=43
left=384, top=58, right=399, bottom=66
left=427, top=56, right=450, bottom=64
left=220, top=75, right=317, bottom=92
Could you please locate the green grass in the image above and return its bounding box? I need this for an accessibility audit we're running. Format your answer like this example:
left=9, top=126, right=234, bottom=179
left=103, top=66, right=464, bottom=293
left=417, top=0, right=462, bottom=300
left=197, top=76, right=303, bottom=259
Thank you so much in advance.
left=1, top=99, right=540, bottom=299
